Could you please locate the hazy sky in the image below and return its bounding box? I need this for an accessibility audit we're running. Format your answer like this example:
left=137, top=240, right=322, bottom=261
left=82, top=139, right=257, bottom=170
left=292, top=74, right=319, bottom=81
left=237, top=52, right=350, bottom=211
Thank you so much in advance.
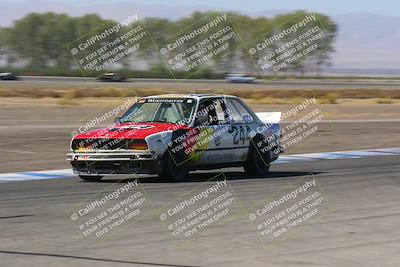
left=1, top=0, right=399, bottom=17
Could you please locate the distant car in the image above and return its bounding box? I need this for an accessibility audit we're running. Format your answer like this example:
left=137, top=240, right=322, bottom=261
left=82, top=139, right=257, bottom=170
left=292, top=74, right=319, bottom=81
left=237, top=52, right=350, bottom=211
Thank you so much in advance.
left=67, top=94, right=283, bottom=182
left=0, top=73, right=17, bottom=80
left=225, top=73, right=256, bottom=83
left=98, top=72, right=126, bottom=82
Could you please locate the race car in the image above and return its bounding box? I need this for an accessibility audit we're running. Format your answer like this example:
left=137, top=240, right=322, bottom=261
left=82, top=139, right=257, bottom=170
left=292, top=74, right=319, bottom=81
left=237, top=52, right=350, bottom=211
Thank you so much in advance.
left=225, top=73, right=256, bottom=83
left=97, top=72, right=126, bottom=82
left=67, top=94, right=283, bottom=182
left=0, top=72, right=18, bottom=80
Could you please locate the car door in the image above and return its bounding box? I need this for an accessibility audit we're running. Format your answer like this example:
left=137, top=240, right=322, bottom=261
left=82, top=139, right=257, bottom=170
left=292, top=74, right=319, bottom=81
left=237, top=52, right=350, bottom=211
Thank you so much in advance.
left=190, top=97, right=232, bottom=165
left=223, top=97, right=254, bottom=162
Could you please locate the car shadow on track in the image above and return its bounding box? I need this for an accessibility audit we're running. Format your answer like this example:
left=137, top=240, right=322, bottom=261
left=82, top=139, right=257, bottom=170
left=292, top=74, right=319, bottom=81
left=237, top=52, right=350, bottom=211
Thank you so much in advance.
left=90, top=171, right=323, bottom=184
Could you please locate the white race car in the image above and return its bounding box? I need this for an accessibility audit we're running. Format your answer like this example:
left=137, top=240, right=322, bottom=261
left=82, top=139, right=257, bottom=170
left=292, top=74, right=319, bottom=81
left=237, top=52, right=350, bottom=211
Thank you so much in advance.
left=67, top=94, right=283, bottom=181
left=225, top=73, right=256, bottom=83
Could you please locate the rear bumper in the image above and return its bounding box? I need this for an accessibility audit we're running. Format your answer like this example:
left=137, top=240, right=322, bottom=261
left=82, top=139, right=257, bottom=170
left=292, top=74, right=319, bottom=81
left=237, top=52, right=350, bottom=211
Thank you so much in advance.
left=66, top=151, right=160, bottom=176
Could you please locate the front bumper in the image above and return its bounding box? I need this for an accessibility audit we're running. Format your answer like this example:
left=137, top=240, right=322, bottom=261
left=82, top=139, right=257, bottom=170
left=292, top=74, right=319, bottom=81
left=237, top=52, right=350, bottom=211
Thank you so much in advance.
left=66, top=150, right=160, bottom=176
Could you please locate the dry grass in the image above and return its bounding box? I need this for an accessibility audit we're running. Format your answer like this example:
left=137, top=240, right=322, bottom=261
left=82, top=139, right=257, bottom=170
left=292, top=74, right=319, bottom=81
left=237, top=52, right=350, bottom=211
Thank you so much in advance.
left=0, top=85, right=399, bottom=104
left=1, top=96, right=399, bottom=109
left=376, top=98, right=394, bottom=104
left=252, top=97, right=308, bottom=105
left=318, top=93, right=339, bottom=104
left=58, top=91, right=78, bottom=106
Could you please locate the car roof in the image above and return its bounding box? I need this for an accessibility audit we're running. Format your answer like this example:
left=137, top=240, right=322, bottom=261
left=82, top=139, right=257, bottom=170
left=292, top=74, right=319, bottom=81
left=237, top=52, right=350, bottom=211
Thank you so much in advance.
left=143, top=94, right=239, bottom=100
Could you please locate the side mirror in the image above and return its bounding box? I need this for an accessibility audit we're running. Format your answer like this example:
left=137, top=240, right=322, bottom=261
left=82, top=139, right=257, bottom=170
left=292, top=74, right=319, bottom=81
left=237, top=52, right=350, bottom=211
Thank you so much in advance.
left=114, top=117, right=121, bottom=123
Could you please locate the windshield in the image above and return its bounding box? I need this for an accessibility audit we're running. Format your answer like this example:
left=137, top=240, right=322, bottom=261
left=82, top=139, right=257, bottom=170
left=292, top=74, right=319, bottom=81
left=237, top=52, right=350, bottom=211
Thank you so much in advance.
left=120, top=98, right=197, bottom=125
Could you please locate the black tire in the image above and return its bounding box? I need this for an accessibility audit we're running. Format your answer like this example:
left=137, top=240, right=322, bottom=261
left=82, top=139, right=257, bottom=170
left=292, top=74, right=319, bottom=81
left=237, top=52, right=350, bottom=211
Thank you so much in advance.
left=79, top=175, right=103, bottom=181
left=158, top=149, right=189, bottom=182
left=243, top=137, right=271, bottom=175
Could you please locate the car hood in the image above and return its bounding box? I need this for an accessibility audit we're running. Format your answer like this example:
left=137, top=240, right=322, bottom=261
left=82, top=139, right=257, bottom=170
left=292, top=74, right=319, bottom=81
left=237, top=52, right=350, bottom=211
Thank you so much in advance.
left=73, top=122, right=190, bottom=140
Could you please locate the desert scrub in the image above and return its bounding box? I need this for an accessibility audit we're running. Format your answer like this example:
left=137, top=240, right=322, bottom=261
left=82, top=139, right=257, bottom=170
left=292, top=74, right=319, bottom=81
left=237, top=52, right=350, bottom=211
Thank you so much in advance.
left=58, top=91, right=78, bottom=106
left=318, top=93, right=339, bottom=104
left=376, top=98, right=394, bottom=104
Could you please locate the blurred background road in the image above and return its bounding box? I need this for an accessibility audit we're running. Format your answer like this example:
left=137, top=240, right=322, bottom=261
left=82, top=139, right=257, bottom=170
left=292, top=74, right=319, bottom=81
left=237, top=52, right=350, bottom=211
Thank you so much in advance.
left=2, top=76, right=400, bottom=90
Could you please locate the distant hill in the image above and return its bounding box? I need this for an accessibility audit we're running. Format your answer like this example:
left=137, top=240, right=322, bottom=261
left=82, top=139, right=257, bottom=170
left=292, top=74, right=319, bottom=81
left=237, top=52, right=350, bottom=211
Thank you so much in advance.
left=332, top=12, right=400, bottom=69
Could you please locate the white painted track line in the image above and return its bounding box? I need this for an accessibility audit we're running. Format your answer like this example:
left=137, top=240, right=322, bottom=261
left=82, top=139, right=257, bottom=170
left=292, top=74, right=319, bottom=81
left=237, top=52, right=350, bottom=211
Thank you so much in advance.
left=0, top=148, right=399, bottom=183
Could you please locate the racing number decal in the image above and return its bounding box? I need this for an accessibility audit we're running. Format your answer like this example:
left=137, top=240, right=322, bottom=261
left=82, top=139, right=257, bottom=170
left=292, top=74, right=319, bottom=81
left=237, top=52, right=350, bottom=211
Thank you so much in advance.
left=232, top=125, right=251, bottom=144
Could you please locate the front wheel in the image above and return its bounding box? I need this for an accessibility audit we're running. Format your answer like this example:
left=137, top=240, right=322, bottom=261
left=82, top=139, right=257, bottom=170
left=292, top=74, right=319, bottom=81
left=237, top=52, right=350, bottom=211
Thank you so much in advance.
left=79, top=175, right=103, bottom=181
left=243, top=137, right=271, bottom=176
left=158, top=150, right=189, bottom=182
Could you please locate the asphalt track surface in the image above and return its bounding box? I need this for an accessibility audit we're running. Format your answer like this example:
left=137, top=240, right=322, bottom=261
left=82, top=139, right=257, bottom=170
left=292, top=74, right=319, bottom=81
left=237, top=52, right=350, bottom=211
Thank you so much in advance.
left=3, top=76, right=400, bottom=90
left=1, top=155, right=399, bottom=266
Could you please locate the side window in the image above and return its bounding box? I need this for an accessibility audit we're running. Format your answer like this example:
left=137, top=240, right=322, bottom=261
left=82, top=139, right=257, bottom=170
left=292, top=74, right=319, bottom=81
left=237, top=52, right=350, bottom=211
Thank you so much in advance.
left=225, top=98, right=244, bottom=123
left=229, top=98, right=253, bottom=123
left=213, top=99, right=227, bottom=124
left=196, top=98, right=228, bottom=126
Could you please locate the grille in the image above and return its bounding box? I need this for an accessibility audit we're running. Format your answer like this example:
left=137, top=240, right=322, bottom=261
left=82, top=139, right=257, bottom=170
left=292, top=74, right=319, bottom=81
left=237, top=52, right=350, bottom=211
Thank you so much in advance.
left=72, top=138, right=129, bottom=150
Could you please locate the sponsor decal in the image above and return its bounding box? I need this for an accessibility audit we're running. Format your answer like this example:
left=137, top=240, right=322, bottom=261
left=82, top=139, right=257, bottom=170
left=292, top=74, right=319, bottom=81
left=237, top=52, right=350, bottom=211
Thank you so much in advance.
left=145, top=98, right=185, bottom=103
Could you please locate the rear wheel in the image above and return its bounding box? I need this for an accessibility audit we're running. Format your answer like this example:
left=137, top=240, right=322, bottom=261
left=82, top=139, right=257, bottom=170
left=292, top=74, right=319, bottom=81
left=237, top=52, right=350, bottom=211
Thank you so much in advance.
left=243, top=137, right=271, bottom=175
left=158, top=149, right=189, bottom=182
left=79, top=175, right=103, bottom=181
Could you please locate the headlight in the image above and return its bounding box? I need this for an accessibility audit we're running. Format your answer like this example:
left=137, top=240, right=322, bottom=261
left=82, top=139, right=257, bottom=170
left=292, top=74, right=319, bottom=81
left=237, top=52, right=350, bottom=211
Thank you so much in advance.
left=127, top=140, right=148, bottom=150
left=72, top=139, right=93, bottom=150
